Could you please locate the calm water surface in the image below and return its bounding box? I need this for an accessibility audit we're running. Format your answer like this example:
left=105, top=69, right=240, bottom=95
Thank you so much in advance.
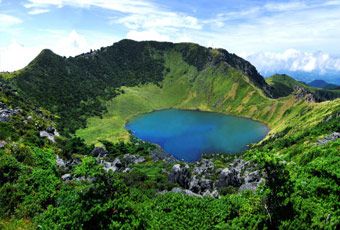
left=126, top=109, right=268, bottom=162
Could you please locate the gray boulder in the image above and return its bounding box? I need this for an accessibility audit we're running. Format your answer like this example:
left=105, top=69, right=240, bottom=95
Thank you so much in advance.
left=171, top=187, right=202, bottom=197
left=91, top=147, right=107, bottom=157
left=217, top=168, right=243, bottom=188
left=101, top=158, right=122, bottom=172
left=65, top=158, right=81, bottom=168
left=239, top=170, right=263, bottom=191
left=192, top=159, right=214, bottom=175
left=151, top=145, right=177, bottom=163
left=169, top=164, right=191, bottom=188
left=189, top=176, right=214, bottom=194
left=202, top=189, right=219, bottom=198
left=293, top=86, right=316, bottom=103
left=123, top=154, right=145, bottom=164
left=0, top=102, right=19, bottom=122
left=61, top=174, right=72, bottom=181
left=56, top=155, right=66, bottom=167
left=40, top=128, right=60, bottom=142
left=0, top=140, right=7, bottom=148
left=317, top=132, right=340, bottom=145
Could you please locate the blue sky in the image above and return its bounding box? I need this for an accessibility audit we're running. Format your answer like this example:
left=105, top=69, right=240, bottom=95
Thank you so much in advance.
left=1, top=0, right=340, bottom=82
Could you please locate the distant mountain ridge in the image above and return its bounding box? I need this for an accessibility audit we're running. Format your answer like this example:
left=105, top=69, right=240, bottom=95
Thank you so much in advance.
left=307, top=80, right=339, bottom=89
left=266, top=74, right=340, bottom=101
left=262, top=70, right=340, bottom=85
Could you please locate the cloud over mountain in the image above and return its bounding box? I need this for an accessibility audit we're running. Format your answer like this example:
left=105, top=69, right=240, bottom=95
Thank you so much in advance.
left=245, top=49, right=340, bottom=77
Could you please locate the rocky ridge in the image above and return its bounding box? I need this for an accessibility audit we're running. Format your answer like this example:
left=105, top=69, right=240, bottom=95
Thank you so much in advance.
left=168, top=158, right=263, bottom=198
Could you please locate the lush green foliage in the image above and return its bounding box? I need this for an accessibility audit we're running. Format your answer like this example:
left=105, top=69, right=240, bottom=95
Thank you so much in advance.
left=8, top=40, right=274, bottom=135
left=0, top=40, right=339, bottom=229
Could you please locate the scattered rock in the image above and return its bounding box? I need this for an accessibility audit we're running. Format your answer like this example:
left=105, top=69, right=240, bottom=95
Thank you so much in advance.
left=317, top=132, right=340, bottom=145
left=123, top=154, right=145, bottom=164
left=101, top=158, right=122, bottom=172
left=217, top=168, right=243, bottom=188
left=56, top=155, right=66, bottom=167
left=169, top=164, right=191, bottom=189
left=0, top=140, right=7, bottom=148
left=91, top=147, right=107, bottom=157
left=61, top=174, right=72, bottom=181
left=166, top=158, right=264, bottom=197
left=0, top=102, right=19, bottom=122
left=189, top=176, right=214, bottom=194
left=293, top=86, right=316, bottom=103
left=151, top=145, right=177, bottom=163
left=65, top=158, right=81, bottom=168
left=239, top=171, right=263, bottom=191
left=123, top=168, right=131, bottom=173
left=192, top=159, right=214, bottom=175
left=244, top=170, right=261, bottom=183
left=73, top=176, right=96, bottom=182
left=170, top=187, right=202, bottom=197
left=40, top=128, right=59, bottom=142
left=201, top=189, right=219, bottom=198
left=46, top=126, right=55, bottom=134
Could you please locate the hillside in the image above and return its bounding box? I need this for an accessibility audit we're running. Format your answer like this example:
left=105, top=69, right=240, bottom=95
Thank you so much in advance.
left=0, top=40, right=339, bottom=229
left=8, top=39, right=272, bottom=134
left=77, top=51, right=302, bottom=144
left=267, top=74, right=340, bottom=101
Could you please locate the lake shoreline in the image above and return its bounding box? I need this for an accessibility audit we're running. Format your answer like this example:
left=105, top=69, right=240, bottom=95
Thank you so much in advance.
left=125, top=109, right=269, bottom=162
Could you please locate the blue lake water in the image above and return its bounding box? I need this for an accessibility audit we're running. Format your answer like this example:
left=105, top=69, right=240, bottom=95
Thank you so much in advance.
left=126, top=109, right=269, bottom=162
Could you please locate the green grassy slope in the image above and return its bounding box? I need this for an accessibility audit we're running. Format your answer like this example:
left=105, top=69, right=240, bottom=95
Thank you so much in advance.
left=8, top=40, right=273, bottom=135
left=1, top=41, right=339, bottom=229
left=267, top=74, right=340, bottom=100
left=77, top=51, right=306, bottom=144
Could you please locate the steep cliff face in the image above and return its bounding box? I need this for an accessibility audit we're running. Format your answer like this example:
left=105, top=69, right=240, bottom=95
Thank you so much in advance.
left=212, top=49, right=273, bottom=97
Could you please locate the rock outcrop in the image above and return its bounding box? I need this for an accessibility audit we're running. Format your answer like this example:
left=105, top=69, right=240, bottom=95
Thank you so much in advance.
left=168, top=158, right=264, bottom=197
left=0, top=140, right=7, bottom=148
left=293, top=86, right=316, bottom=102
left=40, top=127, right=60, bottom=142
left=101, top=158, right=122, bottom=172
left=169, top=164, right=191, bottom=189
left=217, top=168, right=243, bottom=188
left=317, top=132, right=340, bottom=145
left=151, top=145, right=177, bottom=163
left=0, top=102, right=19, bottom=122
left=90, top=147, right=107, bottom=157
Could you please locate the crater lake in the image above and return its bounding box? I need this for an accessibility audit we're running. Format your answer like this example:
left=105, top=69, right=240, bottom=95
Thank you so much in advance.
left=126, top=109, right=269, bottom=162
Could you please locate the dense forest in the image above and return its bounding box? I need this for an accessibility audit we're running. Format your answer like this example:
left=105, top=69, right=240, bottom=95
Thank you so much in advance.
left=0, top=40, right=339, bottom=229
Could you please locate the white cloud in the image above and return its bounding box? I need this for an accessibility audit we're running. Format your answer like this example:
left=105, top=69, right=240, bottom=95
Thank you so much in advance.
left=126, top=30, right=170, bottom=42
left=24, top=0, right=157, bottom=14
left=54, top=30, right=89, bottom=57
left=0, top=41, right=41, bottom=72
left=245, top=49, right=340, bottom=75
left=263, top=2, right=307, bottom=12
left=0, top=30, right=117, bottom=71
left=116, top=13, right=201, bottom=30
left=202, top=1, right=340, bottom=55
left=28, top=8, right=50, bottom=15
left=0, top=14, right=22, bottom=30
left=24, top=0, right=202, bottom=40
